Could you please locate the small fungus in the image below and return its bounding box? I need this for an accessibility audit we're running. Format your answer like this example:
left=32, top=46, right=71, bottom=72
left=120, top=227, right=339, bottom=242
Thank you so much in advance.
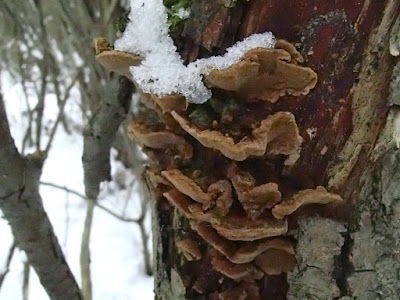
left=145, top=169, right=170, bottom=188
left=164, top=189, right=288, bottom=241
left=171, top=111, right=302, bottom=161
left=228, top=164, right=281, bottom=219
left=210, top=249, right=264, bottom=281
left=162, top=169, right=213, bottom=210
left=208, top=180, right=234, bottom=216
left=205, top=46, right=317, bottom=102
left=272, top=186, right=343, bottom=219
left=253, top=248, right=297, bottom=275
left=127, top=122, right=193, bottom=159
left=275, top=39, right=304, bottom=63
left=176, top=239, right=202, bottom=261
left=217, top=287, right=247, bottom=300
left=95, top=38, right=142, bottom=81
left=217, top=282, right=260, bottom=300
left=191, top=222, right=294, bottom=264
left=141, top=93, right=188, bottom=114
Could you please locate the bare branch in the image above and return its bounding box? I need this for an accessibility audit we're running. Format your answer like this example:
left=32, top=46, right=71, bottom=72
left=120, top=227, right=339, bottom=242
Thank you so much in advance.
left=44, top=71, right=80, bottom=153
left=0, top=242, right=16, bottom=290
left=22, top=261, right=30, bottom=300
left=80, top=200, right=95, bottom=300
left=82, top=77, right=134, bottom=199
left=40, top=181, right=141, bottom=223
left=0, top=94, right=83, bottom=300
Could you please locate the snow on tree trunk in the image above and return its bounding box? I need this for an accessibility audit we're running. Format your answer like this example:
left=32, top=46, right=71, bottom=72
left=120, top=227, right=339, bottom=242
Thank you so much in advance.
left=106, top=0, right=400, bottom=298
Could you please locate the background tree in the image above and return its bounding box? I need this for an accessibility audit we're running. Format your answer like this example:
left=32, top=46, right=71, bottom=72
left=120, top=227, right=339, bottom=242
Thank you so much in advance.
left=0, top=1, right=152, bottom=299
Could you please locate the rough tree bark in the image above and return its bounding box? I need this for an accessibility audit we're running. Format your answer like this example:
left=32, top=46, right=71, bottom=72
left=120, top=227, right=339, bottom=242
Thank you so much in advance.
left=145, top=0, right=400, bottom=299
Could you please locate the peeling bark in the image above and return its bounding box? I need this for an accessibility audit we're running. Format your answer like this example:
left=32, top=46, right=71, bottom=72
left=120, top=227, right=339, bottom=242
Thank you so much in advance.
left=287, top=217, right=345, bottom=300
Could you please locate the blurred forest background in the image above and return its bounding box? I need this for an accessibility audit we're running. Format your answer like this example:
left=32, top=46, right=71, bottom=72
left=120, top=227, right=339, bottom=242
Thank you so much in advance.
left=0, top=0, right=153, bottom=299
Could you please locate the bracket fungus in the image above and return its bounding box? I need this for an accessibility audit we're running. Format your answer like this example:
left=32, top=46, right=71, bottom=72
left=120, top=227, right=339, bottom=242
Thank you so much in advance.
left=171, top=111, right=302, bottom=161
left=253, top=248, right=297, bottom=275
left=215, top=283, right=261, bottom=300
left=164, top=189, right=288, bottom=241
left=162, top=169, right=213, bottom=210
left=204, top=46, right=317, bottom=102
left=228, top=164, right=281, bottom=219
left=191, top=222, right=294, bottom=264
left=272, top=186, right=343, bottom=219
left=141, top=93, right=188, bottom=114
left=176, top=239, right=202, bottom=261
left=98, top=9, right=339, bottom=295
left=162, top=169, right=233, bottom=213
left=127, top=122, right=193, bottom=159
left=210, top=249, right=264, bottom=281
left=94, top=38, right=142, bottom=81
left=208, top=180, right=234, bottom=216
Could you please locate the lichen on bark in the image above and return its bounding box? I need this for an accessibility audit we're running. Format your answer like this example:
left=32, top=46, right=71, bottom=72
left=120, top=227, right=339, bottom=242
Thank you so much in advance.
left=287, top=217, right=345, bottom=300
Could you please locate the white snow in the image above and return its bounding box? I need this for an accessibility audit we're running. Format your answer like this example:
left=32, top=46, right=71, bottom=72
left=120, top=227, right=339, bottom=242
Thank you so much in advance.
left=115, top=0, right=275, bottom=104
left=0, top=73, right=154, bottom=300
left=174, top=8, right=191, bottom=20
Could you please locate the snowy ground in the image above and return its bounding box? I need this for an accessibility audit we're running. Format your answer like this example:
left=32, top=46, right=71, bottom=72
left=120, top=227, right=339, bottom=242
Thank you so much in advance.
left=0, top=74, right=154, bottom=299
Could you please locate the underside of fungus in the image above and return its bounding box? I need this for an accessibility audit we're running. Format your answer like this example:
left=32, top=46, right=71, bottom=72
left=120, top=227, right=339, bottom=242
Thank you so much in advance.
left=191, top=222, right=294, bottom=264
left=141, top=92, right=188, bottom=114
left=210, top=249, right=264, bottom=281
left=164, top=189, right=288, bottom=241
left=176, top=239, right=202, bottom=261
left=228, top=164, right=282, bottom=219
left=94, top=38, right=142, bottom=81
left=127, top=122, right=193, bottom=159
left=171, top=111, right=303, bottom=161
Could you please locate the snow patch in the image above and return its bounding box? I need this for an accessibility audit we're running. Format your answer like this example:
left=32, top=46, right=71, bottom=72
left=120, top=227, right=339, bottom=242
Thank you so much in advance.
left=174, top=8, right=191, bottom=20
left=115, top=0, right=275, bottom=104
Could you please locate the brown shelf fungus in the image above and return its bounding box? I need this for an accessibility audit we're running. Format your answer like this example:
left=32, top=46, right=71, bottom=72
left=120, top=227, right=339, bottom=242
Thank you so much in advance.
left=94, top=38, right=142, bottom=81
left=176, top=239, right=202, bottom=261
left=191, top=221, right=294, bottom=264
left=171, top=111, right=302, bottom=161
left=272, top=186, right=343, bottom=219
left=210, top=249, right=264, bottom=281
left=127, top=122, right=193, bottom=159
left=141, top=93, right=188, bottom=114
left=162, top=169, right=213, bottom=210
left=204, top=43, right=317, bottom=102
left=253, top=248, right=297, bottom=275
left=162, top=169, right=233, bottom=213
left=228, top=164, right=282, bottom=219
left=164, top=189, right=288, bottom=241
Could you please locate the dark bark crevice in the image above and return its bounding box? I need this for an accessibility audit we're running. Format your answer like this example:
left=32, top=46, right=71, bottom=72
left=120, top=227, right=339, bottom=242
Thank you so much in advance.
left=332, top=229, right=354, bottom=298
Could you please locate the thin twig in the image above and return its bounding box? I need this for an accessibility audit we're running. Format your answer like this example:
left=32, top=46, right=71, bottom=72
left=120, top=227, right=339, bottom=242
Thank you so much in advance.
left=44, top=72, right=80, bottom=153
left=80, top=200, right=95, bottom=300
left=34, top=1, right=50, bottom=152
left=22, top=261, right=30, bottom=300
left=40, top=181, right=141, bottom=223
left=0, top=242, right=16, bottom=290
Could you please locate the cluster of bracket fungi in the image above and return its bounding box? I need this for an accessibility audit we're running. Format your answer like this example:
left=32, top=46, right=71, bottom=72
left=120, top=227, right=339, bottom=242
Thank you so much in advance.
left=96, top=38, right=343, bottom=299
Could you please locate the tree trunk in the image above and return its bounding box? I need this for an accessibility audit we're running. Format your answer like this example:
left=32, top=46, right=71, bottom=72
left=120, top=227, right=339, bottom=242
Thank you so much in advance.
left=132, top=0, right=400, bottom=299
